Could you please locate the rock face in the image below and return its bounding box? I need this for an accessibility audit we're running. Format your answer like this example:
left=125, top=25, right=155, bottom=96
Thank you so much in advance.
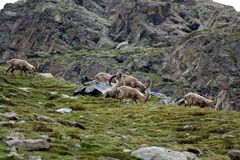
left=131, top=146, right=198, bottom=160
left=0, top=0, right=237, bottom=57
left=0, top=0, right=239, bottom=110
left=161, top=24, right=240, bottom=110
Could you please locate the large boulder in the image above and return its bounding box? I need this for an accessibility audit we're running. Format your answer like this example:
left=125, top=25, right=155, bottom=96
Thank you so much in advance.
left=228, top=150, right=240, bottom=160
left=74, top=80, right=110, bottom=96
left=131, top=146, right=198, bottom=160
left=6, top=139, right=49, bottom=151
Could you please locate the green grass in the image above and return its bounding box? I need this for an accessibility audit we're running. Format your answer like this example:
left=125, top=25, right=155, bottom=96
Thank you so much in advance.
left=0, top=67, right=239, bottom=159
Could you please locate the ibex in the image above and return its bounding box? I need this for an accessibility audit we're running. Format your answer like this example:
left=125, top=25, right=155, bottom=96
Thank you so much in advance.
left=103, top=72, right=125, bottom=98
left=109, top=73, right=151, bottom=93
left=184, top=92, right=215, bottom=108
left=116, top=86, right=150, bottom=104
left=5, top=59, right=38, bottom=77
left=95, top=72, right=117, bottom=83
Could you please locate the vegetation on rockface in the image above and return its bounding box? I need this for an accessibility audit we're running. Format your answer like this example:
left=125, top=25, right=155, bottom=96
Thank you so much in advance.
left=0, top=67, right=239, bottom=160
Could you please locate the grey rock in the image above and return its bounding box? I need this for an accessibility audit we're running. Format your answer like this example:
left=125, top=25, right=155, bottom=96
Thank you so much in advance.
left=0, top=111, right=19, bottom=120
left=6, top=132, right=25, bottom=141
left=183, top=125, right=195, bottom=131
left=74, top=80, right=111, bottom=96
left=159, top=98, right=175, bottom=105
left=38, top=73, right=54, bottom=78
left=7, top=146, right=23, bottom=159
left=131, top=146, right=198, bottom=160
left=55, top=108, right=72, bottom=113
left=0, top=121, right=16, bottom=127
left=123, top=149, right=132, bottom=153
left=176, top=98, right=185, bottom=105
left=61, top=94, right=77, bottom=99
left=19, top=87, right=30, bottom=93
left=33, top=114, right=55, bottom=122
left=72, top=143, right=81, bottom=149
left=6, top=139, right=49, bottom=151
left=23, top=155, right=42, bottom=160
left=228, top=150, right=240, bottom=160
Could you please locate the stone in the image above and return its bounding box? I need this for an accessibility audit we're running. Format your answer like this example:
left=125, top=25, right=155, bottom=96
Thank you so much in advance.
left=19, top=87, right=30, bottom=92
left=131, top=146, right=198, bottom=160
left=72, top=143, right=82, bottom=149
left=23, top=155, right=42, bottom=160
left=0, top=121, right=16, bottom=127
left=176, top=98, right=185, bottom=105
left=123, top=149, right=132, bottom=153
left=56, top=108, right=72, bottom=113
left=6, top=132, right=25, bottom=141
left=7, top=147, right=24, bottom=159
left=38, top=73, right=54, bottom=78
left=0, top=111, right=19, bottom=120
left=228, top=150, right=240, bottom=160
left=6, top=139, right=50, bottom=151
left=33, top=114, right=55, bottom=122
left=74, top=80, right=110, bottom=96
left=159, top=98, right=175, bottom=105
left=61, top=94, right=77, bottom=99
left=183, top=125, right=195, bottom=131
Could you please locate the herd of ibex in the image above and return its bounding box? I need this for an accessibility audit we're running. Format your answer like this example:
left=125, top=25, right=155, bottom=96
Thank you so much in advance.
left=4, top=58, right=216, bottom=108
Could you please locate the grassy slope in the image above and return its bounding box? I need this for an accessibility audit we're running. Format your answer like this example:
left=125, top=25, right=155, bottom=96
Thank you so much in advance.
left=0, top=67, right=239, bottom=160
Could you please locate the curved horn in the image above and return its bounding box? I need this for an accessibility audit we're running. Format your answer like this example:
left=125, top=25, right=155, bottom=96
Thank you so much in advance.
left=144, top=91, right=150, bottom=103
left=109, top=75, right=117, bottom=86
left=143, top=80, right=151, bottom=92
left=32, top=61, right=39, bottom=72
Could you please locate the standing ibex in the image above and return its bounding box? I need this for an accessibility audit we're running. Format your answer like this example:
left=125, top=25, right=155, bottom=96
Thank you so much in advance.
left=116, top=86, right=150, bottom=104
left=5, top=59, right=38, bottom=77
left=184, top=92, right=215, bottom=108
left=109, top=73, right=151, bottom=93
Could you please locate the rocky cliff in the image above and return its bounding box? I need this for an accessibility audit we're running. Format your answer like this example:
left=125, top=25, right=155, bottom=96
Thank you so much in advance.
left=0, top=0, right=239, bottom=110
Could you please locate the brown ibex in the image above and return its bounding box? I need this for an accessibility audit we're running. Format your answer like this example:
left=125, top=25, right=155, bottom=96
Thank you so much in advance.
left=5, top=59, right=38, bottom=77
left=184, top=92, right=215, bottom=108
left=103, top=72, right=125, bottom=98
left=95, top=72, right=117, bottom=83
left=109, top=73, right=151, bottom=93
left=116, top=86, right=150, bottom=104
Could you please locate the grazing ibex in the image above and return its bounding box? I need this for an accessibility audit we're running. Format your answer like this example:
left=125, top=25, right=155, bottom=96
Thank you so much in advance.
left=5, top=59, right=38, bottom=77
left=184, top=92, right=215, bottom=108
left=95, top=72, right=117, bottom=83
left=116, top=86, right=150, bottom=104
left=109, top=73, right=151, bottom=93
left=103, top=72, right=125, bottom=98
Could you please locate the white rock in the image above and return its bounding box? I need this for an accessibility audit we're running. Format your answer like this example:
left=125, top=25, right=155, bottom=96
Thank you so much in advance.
left=56, top=108, right=72, bottom=113
left=61, top=94, right=77, bottom=99
left=50, top=92, right=58, bottom=95
left=131, top=146, right=198, bottom=160
left=123, top=149, right=132, bottom=153
left=19, top=87, right=30, bottom=92
left=38, top=73, right=54, bottom=78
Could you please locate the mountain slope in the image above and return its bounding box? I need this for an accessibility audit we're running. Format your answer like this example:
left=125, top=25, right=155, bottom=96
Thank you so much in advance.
left=0, top=67, right=240, bottom=159
left=0, top=0, right=239, bottom=110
